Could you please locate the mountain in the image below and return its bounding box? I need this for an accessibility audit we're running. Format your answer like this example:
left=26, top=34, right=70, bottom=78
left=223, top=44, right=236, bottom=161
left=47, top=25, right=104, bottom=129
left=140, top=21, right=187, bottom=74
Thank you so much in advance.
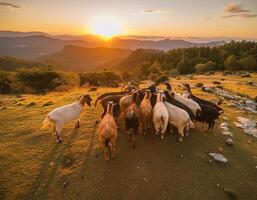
left=0, top=31, right=226, bottom=60
left=102, top=38, right=224, bottom=51
left=0, top=35, right=90, bottom=59
left=42, top=45, right=131, bottom=71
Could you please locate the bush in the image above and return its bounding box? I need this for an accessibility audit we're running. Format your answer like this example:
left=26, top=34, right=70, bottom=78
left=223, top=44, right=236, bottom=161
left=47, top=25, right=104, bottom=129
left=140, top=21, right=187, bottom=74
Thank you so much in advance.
left=195, top=83, right=204, bottom=87
left=0, top=71, right=12, bottom=93
left=79, top=71, right=121, bottom=86
left=212, top=81, right=221, bottom=85
left=155, top=75, right=169, bottom=84
left=195, top=61, right=215, bottom=72
left=16, top=68, right=64, bottom=93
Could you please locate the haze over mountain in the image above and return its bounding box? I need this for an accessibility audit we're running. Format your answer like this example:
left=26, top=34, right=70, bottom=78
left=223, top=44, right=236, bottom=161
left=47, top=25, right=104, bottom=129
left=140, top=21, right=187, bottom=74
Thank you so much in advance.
left=42, top=45, right=131, bottom=71
left=0, top=31, right=226, bottom=60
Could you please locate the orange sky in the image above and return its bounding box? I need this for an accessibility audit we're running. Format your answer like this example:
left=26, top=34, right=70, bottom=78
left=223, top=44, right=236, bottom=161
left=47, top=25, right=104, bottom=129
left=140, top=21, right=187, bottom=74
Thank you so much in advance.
left=1, top=0, right=257, bottom=38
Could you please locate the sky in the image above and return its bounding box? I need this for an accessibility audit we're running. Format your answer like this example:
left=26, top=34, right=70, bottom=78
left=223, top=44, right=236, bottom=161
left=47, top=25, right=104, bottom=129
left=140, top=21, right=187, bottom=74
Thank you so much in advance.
left=1, top=0, right=257, bottom=38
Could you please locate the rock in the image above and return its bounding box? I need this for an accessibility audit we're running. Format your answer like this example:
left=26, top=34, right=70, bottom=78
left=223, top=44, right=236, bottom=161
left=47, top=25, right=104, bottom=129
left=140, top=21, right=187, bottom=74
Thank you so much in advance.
left=42, top=101, right=54, bottom=106
left=212, top=81, right=221, bottom=85
left=222, top=116, right=228, bottom=120
left=247, top=81, right=253, bottom=85
left=223, top=186, right=237, bottom=199
left=218, top=147, right=224, bottom=153
left=180, top=154, right=184, bottom=158
left=226, top=138, right=233, bottom=145
left=222, top=131, right=234, bottom=137
left=234, top=117, right=257, bottom=138
left=26, top=102, right=36, bottom=107
left=63, top=182, right=68, bottom=187
left=143, top=177, right=147, bottom=182
left=209, top=153, right=228, bottom=163
left=49, top=162, right=54, bottom=167
left=16, top=94, right=22, bottom=98
left=208, top=159, right=212, bottom=163
left=216, top=183, right=220, bottom=187
left=88, top=87, right=98, bottom=92
left=195, top=83, right=203, bottom=87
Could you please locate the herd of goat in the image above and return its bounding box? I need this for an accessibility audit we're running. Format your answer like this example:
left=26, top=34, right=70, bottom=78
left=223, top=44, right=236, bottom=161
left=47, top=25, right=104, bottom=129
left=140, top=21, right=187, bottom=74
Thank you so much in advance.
left=42, top=81, right=223, bottom=160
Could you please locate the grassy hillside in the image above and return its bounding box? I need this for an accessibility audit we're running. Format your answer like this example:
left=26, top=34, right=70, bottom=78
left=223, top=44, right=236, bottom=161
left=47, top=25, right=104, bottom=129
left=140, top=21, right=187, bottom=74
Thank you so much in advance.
left=42, top=45, right=131, bottom=72
left=0, top=73, right=256, bottom=200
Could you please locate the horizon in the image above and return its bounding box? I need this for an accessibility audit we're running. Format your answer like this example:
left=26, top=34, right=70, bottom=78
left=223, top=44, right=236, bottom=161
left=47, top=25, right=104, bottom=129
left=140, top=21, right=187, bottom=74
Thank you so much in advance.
left=1, top=0, right=257, bottom=39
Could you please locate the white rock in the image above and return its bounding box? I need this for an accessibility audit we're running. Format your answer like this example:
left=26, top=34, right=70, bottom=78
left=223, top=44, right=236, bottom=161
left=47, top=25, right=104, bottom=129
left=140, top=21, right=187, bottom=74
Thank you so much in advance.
left=226, top=138, right=233, bottom=145
left=209, top=153, right=228, bottom=163
left=234, top=117, right=257, bottom=138
left=222, top=131, right=234, bottom=137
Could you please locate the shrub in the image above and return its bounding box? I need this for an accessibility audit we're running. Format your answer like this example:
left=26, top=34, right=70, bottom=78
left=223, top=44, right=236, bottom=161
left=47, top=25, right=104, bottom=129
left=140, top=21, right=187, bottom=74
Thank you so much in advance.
left=212, top=81, right=221, bottom=85
left=155, top=75, right=169, bottom=84
left=0, top=71, right=12, bottom=93
left=16, top=68, right=63, bottom=93
left=79, top=71, right=121, bottom=86
left=195, top=61, right=215, bottom=72
left=195, top=83, right=204, bottom=87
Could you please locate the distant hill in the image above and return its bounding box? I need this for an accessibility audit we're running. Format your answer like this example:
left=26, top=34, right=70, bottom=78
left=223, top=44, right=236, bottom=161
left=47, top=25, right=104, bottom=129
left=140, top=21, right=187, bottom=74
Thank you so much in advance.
left=0, top=31, right=226, bottom=60
left=0, top=35, right=90, bottom=59
left=42, top=45, right=132, bottom=71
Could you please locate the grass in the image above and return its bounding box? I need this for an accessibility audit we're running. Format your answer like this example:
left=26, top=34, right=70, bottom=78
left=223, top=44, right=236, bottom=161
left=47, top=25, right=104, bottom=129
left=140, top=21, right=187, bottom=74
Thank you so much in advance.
left=0, top=73, right=256, bottom=200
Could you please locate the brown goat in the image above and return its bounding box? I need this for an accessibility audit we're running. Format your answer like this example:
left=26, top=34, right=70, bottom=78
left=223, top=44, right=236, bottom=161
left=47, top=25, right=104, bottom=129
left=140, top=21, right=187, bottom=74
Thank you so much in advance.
left=124, top=92, right=141, bottom=148
left=139, top=90, right=153, bottom=135
left=97, top=101, right=118, bottom=160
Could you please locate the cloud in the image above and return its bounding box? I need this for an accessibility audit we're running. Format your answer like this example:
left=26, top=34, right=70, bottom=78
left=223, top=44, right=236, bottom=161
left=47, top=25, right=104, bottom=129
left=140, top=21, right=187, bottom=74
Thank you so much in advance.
left=224, top=3, right=250, bottom=13
left=221, top=13, right=257, bottom=19
left=0, top=2, right=21, bottom=8
left=142, top=9, right=171, bottom=15
left=222, top=3, right=257, bottom=19
left=204, top=17, right=211, bottom=21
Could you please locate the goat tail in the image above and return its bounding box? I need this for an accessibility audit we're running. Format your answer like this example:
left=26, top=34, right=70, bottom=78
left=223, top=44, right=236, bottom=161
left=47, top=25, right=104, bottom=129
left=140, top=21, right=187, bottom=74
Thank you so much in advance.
left=41, top=116, right=52, bottom=130
left=196, top=109, right=202, bottom=118
left=105, top=137, right=112, bottom=156
left=189, top=119, right=195, bottom=129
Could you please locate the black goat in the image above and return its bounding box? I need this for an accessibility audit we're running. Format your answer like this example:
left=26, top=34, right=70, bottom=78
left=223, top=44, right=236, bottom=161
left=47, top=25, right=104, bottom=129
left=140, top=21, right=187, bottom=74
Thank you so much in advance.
left=183, top=83, right=223, bottom=114
left=196, top=103, right=220, bottom=131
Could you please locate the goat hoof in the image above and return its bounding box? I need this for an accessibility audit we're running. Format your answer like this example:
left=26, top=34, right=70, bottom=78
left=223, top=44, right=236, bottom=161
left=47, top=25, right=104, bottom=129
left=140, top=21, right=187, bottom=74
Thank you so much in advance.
left=57, top=139, right=63, bottom=143
left=161, top=136, right=164, bottom=140
left=155, top=132, right=158, bottom=136
left=179, top=137, right=183, bottom=142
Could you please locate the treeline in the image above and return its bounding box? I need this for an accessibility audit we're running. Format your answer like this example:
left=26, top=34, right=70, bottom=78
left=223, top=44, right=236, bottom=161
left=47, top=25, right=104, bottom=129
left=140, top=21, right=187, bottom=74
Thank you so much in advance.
left=118, top=41, right=257, bottom=78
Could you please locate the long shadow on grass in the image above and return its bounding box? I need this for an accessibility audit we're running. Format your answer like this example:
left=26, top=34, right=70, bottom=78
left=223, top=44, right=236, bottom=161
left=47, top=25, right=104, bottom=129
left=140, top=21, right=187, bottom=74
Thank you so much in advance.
left=24, top=127, right=81, bottom=200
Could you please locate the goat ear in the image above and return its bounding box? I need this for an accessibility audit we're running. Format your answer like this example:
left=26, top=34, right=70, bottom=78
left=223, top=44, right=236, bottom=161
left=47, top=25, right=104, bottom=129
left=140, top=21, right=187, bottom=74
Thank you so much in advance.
left=78, top=95, right=84, bottom=101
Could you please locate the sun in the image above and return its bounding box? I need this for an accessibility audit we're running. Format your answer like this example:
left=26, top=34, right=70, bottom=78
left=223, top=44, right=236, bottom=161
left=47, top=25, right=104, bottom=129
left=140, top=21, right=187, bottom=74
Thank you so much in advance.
left=90, top=15, right=123, bottom=39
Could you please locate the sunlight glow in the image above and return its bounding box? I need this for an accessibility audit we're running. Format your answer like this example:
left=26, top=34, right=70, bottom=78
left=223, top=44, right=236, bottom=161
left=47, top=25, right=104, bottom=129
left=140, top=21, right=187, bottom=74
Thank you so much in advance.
left=89, top=15, right=123, bottom=39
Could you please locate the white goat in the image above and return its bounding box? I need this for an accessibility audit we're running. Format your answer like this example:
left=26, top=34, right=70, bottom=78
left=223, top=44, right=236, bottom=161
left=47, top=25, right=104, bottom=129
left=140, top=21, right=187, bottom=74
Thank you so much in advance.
left=42, top=94, right=92, bottom=142
left=152, top=91, right=169, bottom=140
left=164, top=102, right=194, bottom=142
left=173, top=93, right=201, bottom=118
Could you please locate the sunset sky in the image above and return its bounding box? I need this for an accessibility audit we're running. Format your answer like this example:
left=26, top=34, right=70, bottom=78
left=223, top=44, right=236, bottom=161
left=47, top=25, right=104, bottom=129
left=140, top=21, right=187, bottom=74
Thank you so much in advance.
left=1, top=0, right=257, bottom=38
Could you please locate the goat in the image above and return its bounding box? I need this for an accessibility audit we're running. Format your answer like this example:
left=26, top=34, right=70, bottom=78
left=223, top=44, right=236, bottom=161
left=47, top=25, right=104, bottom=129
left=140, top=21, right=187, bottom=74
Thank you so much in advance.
left=162, top=81, right=201, bottom=118
left=97, top=101, right=118, bottom=160
left=95, top=91, right=129, bottom=106
left=42, top=94, right=92, bottom=143
left=163, top=90, right=196, bottom=121
left=152, top=91, right=169, bottom=140
left=96, top=94, right=123, bottom=118
left=124, top=92, right=141, bottom=148
left=139, top=90, right=153, bottom=135
left=164, top=101, right=194, bottom=142
left=183, top=83, right=223, bottom=114
left=196, top=103, right=220, bottom=132
left=173, top=93, right=201, bottom=118
left=121, top=81, right=139, bottom=91
left=120, top=84, right=157, bottom=114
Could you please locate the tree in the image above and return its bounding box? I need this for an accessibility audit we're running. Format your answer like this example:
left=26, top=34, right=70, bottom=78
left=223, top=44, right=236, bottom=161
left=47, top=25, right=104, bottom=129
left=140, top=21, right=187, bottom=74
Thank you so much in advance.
left=240, top=55, right=257, bottom=71
left=224, top=55, right=240, bottom=70
left=0, top=71, right=12, bottom=93
left=195, top=61, right=215, bottom=72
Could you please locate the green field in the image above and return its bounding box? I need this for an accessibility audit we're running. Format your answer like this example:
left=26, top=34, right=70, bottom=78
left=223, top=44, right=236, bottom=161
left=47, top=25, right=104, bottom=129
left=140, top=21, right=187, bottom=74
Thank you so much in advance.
left=0, top=73, right=256, bottom=200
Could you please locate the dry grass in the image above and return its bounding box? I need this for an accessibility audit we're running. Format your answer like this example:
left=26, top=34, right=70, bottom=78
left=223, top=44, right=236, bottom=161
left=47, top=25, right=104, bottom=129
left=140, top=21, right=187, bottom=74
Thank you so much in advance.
left=0, top=73, right=256, bottom=200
